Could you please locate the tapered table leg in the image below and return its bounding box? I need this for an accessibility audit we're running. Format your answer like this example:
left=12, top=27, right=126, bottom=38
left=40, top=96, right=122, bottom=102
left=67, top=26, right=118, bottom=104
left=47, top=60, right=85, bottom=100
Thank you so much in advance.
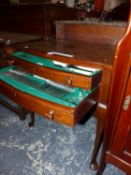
left=19, top=105, right=27, bottom=121
left=96, top=153, right=106, bottom=175
left=28, top=112, right=35, bottom=127
left=90, top=106, right=106, bottom=170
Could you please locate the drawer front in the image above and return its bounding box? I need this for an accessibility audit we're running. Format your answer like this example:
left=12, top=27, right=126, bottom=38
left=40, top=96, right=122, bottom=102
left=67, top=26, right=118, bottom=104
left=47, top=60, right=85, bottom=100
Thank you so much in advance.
left=13, top=57, right=102, bottom=90
left=0, top=80, right=99, bottom=127
left=0, top=81, right=74, bottom=126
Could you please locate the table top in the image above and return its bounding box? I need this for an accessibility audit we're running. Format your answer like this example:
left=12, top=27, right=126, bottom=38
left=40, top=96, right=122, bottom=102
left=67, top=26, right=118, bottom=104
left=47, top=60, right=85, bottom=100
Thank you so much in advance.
left=0, top=31, right=42, bottom=45
left=13, top=39, right=116, bottom=66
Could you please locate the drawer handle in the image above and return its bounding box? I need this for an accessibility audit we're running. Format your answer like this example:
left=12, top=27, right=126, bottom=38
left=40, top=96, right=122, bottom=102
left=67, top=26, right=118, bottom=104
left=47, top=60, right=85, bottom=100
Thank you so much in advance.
left=67, top=79, right=72, bottom=85
left=45, top=110, right=54, bottom=120
left=33, top=67, right=36, bottom=71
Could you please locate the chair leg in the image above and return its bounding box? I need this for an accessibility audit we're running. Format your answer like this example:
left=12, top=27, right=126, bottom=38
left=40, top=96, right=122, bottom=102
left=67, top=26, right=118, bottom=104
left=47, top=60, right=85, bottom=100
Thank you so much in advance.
left=28, top=112, right=35, bottom=127
left=90, top=106, right=106, bottom=170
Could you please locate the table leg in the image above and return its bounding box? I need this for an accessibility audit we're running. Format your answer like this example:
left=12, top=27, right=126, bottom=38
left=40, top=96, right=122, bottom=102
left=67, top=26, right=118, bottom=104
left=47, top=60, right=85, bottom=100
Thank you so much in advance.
left=28, top=112, right=35, bottom=127
left=90, top=106, right=106, bottom=170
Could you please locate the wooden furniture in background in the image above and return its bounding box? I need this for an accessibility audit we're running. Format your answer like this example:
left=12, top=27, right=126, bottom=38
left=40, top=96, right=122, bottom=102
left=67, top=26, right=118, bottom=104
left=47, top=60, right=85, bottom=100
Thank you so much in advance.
left=96, top=2, right=131, bottom=174
left=54, top=20, right=127, bottom=169
left=0, top=3, right=77, bottom=39
left=0, top=0, right=109, bottom=39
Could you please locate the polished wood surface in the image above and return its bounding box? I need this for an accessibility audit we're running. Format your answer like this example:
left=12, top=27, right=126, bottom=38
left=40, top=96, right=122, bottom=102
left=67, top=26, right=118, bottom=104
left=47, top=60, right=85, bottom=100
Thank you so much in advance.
left=51, top=19, right=128, bottom=169
left=6, top=39, right=114, bottom=105
left=112, top=72, right=131, bottom=163
left=55, top=20, right=126, bottom=45
left=0, top=79, right=99, bottom=127
left=10, top=53, right=102, bottom=90
left=96, top=0, right=131, bottom=173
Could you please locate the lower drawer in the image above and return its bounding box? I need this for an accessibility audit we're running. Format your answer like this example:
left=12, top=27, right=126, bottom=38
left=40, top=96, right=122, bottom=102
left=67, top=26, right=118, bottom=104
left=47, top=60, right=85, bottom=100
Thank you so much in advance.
left=0, top=81, right=99, bottom=127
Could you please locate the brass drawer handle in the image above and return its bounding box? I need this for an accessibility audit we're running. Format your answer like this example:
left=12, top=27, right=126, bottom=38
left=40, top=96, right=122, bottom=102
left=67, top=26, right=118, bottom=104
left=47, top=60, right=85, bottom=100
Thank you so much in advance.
left=33, top=67, right=36, bottom=71
left=67, top=78, right=72, bottom=85
left=45, top=110, right=54, bottom=120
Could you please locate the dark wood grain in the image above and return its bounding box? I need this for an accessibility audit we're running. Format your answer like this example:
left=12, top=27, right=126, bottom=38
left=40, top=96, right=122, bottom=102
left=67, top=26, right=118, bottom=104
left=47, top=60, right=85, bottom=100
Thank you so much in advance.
left=96, top=1, right=131, bottom=173
left=0, top=3, right=77, bottom=38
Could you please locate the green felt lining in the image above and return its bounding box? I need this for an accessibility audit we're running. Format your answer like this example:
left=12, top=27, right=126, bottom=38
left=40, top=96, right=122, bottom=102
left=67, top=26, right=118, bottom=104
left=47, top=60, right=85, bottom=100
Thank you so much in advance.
left=12, top=51, right=100, bottom=76
left=0, top=66, right=91, bottom=108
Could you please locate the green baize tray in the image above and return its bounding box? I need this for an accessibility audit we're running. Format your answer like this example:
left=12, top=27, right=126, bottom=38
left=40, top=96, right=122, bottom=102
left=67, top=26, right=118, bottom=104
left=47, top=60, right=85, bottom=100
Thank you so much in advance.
left=0, top=66, right=91, bottom=108
left=12, top=51, right=100, bottom=76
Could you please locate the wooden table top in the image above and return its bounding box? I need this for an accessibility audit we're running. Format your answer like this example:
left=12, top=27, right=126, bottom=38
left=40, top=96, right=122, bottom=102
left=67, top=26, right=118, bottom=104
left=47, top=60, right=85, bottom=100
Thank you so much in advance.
left=14, top=39, right=116, bottom=66
left=0, top=31, right=42, bottom=44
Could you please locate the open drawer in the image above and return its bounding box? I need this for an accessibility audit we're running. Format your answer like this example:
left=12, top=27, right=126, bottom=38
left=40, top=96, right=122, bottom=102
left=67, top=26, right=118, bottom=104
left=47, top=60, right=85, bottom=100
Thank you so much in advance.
left=0, top=66, right=99, bottom=127
left=10, top=51, right=102, bottom=90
